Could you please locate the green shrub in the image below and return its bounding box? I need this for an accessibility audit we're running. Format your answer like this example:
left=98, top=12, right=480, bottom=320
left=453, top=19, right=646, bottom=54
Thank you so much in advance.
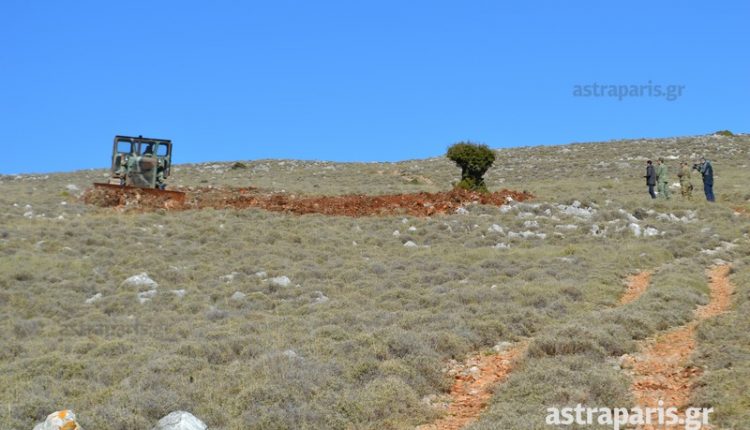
left=714, top=130, right=734, bottom=136
left=446, top=142, right=496, bottom=192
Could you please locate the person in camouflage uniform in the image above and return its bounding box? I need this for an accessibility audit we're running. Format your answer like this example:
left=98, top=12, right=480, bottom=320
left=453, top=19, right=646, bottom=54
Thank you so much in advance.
left=155, top=158, right=166, bottom=189
left=655, top=158, right=670, bottom=199
left=677, top=161, right=693, bottom=199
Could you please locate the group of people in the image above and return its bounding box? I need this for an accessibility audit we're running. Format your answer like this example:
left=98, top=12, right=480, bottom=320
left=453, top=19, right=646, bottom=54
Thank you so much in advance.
left=644, top=157, right=714, bottom=201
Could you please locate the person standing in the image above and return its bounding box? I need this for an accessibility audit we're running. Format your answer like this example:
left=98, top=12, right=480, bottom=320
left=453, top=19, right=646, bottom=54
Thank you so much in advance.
left=696, top=157, right=715, bottom=202
left=645, top=160, right=656, bottom=199
left=677, top=161, right=693, bottom=199
left=655, top=158, right=670, bottom=199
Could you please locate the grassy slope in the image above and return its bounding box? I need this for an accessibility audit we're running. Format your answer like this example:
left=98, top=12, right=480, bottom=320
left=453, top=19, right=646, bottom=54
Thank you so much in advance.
left=0, top=134, right=748, bottom=429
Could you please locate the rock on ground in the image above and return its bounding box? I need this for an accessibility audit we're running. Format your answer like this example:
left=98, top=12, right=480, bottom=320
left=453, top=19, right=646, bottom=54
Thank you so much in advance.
left=85, top=293, right=102, bottom=304
left=137, top=289, right=157, bottom=304
left=269, top=276, right=291, bottom=287
left=152, top=411, right=207, bottom=430
left=122, top=273, right=158, bottom=289
left=33, top=410, right=82, bottom=430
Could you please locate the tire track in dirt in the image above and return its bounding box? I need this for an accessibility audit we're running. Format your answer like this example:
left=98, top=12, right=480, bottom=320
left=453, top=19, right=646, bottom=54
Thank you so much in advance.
left=415, top=341, right=529, bottom=430
left=623, top=265, right=734, bottom=429
left=416, top=270, right=654, bottom=430
left=620, top=271, right=653, bottom=305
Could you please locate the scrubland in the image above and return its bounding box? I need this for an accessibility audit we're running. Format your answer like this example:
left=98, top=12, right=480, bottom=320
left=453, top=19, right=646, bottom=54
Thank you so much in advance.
left=1, top=134, right=749, bottom=429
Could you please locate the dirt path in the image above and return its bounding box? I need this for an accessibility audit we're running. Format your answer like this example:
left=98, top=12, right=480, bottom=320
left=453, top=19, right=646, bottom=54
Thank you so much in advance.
left=620, top=271, right=653, bottom=305
left=416, top=270, right=655, bottom=429
left=626, top=265, right=734, bottom=429
left=415, top=342, right=529, bottom=430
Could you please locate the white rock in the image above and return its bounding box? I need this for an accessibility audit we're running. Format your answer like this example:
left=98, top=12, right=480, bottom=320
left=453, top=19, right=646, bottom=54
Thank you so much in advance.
left=555, top=224, right=578, bottom=230
left=493, top=242, right=510, bottom=249
left=643, top=227, right=659, bottom=237
left=455, top=207, right=469, bottom=215
left=508, top=231, right=546, bottom=239
left=559, top=204, right=595, bottom=218
left=269, top=276, right=291, bottom=287
left=628, top=223, right=642, bottom=237
left=231, top=291, right=246, bottom=301
left=392, top=230, right=400, bottom=236
left=408, top=226, right=417, bottom=231
left=618, top=209, right=639, bottom=223
left=85, top=293, right=102, bottom=304
left=282, top=349, right=300, bottom=359
left=523, top=220, right=539, bottom=228
left=66, top=184, right=80, bottom=192
left=488, top=224, right=504, bottom=234
left=33, top=410, right=81, bottom=430
left=220, top=272, right=240, bottom=282
left=171, top=289, right=186, bottom=298
left=152, top=411, right=207, bottom=430
left=255, top=271, right=267, bottom=279
left=138, top=290, right=157, bottom=304
left=312, top=291, right=329, bottom=304
left=403, top=240, right=418, bottom=248
left=402, top=218, right=409, bottom=224
left=122, top=272, right=158, bottom=289
left=493, top=341, right=513, bottom=353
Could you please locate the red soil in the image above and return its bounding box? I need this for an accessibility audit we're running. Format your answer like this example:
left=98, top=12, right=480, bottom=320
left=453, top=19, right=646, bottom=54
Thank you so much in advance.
left=82, top=186, right=532, bottom=217
left=415, top=342, right=529, bottom=430
left=620, top=271, right=653, bottom=305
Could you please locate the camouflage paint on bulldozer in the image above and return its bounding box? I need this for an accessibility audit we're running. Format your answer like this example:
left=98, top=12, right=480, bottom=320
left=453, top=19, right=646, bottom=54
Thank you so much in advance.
left=107, top=135, right=173, bottom=188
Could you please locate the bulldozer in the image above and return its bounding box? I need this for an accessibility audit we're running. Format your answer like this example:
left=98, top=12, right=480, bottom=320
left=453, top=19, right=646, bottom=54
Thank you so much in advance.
left=92, top=135, right=185, bottom=206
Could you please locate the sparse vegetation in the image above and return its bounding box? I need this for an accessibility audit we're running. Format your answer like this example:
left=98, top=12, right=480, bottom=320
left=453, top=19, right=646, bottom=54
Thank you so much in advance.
left=0, top=134, right=749, bottom=429
left=714, top=129, right=734, bottom=136
left=446, top=142, right=496, bottom=192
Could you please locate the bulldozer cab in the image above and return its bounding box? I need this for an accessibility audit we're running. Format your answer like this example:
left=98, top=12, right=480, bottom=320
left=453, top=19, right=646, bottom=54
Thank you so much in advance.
left=110, top=135, right=173, bottom=188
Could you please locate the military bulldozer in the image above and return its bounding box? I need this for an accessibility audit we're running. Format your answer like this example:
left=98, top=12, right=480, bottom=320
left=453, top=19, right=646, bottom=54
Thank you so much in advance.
left=92, top=135, right=185, bottom=206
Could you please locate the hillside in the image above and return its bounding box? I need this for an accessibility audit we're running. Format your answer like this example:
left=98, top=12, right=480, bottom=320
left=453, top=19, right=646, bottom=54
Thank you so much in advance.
left=1, top=134, right=749, bottom=429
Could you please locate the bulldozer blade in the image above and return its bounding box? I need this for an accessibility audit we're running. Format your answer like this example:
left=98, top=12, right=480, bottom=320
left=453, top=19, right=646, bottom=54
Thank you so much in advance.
left=91, top=183, right=186, bottom=207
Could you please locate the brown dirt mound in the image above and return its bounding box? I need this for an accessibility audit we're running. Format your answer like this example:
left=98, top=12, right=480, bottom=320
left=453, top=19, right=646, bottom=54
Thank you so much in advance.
left=82, top=186, right=533, bottom=217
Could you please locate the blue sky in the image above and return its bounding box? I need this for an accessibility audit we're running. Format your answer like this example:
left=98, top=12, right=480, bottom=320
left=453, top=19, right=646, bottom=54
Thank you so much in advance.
left=1, top=1, right=748, bottom=174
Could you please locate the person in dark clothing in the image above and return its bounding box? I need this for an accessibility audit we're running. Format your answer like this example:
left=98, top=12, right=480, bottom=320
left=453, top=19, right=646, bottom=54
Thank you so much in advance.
left=645, top=160, right=656, bottom=199
left=695, top=157, right=715, bottom=202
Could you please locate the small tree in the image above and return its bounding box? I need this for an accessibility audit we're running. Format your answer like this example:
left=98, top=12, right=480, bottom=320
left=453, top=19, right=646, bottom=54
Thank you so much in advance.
left=446, top=141, right=496, bottom=192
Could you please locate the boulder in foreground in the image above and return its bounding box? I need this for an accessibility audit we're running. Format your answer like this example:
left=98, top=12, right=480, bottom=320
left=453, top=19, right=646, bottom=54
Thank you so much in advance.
left=152, top=411, right=207, bottom=430
left=33, top=410, right=82, bottom=430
